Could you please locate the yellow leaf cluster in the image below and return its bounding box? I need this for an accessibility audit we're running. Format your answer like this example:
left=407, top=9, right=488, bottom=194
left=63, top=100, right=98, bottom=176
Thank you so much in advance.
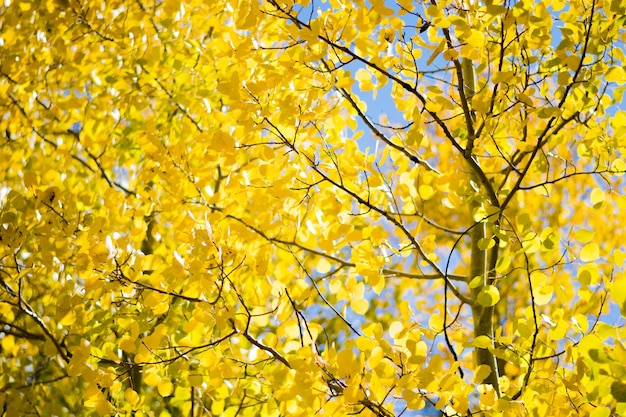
left=1, top=0, right=626, bottom=415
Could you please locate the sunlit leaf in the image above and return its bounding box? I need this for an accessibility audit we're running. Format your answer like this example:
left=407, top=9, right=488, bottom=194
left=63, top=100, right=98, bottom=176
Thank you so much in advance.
left=477, top=286, right=500, bottom=307
left=590, top=188, right=606, bottom=208
left=474, top=364, right=492, bottom=384
left=580, top=243, right=600, bottom=262
left=473, top=336, right=492, bottom=349
left=157, top=379, right=174, bottom=397
left=606, top=66, right=626, bottom=84
left=589, top=408, right=611, bottom=417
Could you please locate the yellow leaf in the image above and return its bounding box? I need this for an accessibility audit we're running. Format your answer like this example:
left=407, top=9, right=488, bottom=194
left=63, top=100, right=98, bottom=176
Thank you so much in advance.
left=389, top=321, right=404, bottom=339
left=609, top=281, right=626, bottom=317
left=216, top=71, right=240, bottom=100
left=189, top=374, right=204, bottom=387
left=316, top=257, right=331, bottom=274
left=125, top=388, right=140, bottom=406
left=253, top=250, right=269, bottom=275
left=492, top=71, right=514, bottom=84
left=495, top=251, right=511, bottom=273
left=427, top=40, right=446, bottom=66
left=351, top=297, right=369, bottom=314
left=144, top=372, right=160, bottom=387
left=428, top=314, right=443, bottom=332
left=368, top=372, right=385, bottom=402
left=477, top=285, right=500, bottom=307
left=405, top=127, right=424, bottom=147
left=403, top=388, right=425, bottom=410
left=67, top=342, right=91, bottom=377
left=356, top=68, right=374, bottom=92
left=548, top=320, right=568, bottom=341
left=89, top=242, right=110, bottom=265
left=610, top=159, right=626, bottom=175
left=161, top=0, right=181, bottom=15
left=95, top=397, right=114, bottom=416
left=371, top=273, right=385, bottom=294
left=477, top=237, right=495, bottom=250
left=469, top=276, right=483, bottom=289
left=356, top=335, right=377, bottom=351
left=466, top=29, right=485, bottom=48
left=580, top=243, right=599, bottom=262
left=363, top=322, right=384, bottom=339
left=478, top=385, right=497, bottom=407
left=578, top=264, right=600, bottom=285
left=119, top=336, right=136, bottom=353
left=574, top=229, right=595, bottom=243
left=1, top=336, right=16, bottom=355
left=158, top=379, right=174, bottom=397
left=426, top=4, right=443, bottom=19
left=443, top=48, right=459, bottom=60
left=473, top=336, right=492, bottom=349
left=36, top=186, right=60, bottom=206
left=534, top=285, right=553, bottom=306
left=369, top=346, right=384, bottom=368
left=538, top=106, right=561, bottom=119
left=419, top=184, right=435, bottom=200
left=211, top=399, right=225, bottom=415
left=606, top=66, right=626, bottom=84
left=337, top=349, right=361, bottom=378
left=517, top=92, right=534, bottom=106
left=590, top=188, right=605, bottom=208
left=336, top=75, right=354, bottom=89
left=551, top=0, right=566, bottom=11
left=344, top=385, right=364, bottom=402
left=59, top=310, right=77, bottom=326
left=410, top=340, right=428, bottom=357
left=589, top=408, right=610, bottom=417
left=572, top=314, right=589, bottom=333
left=474, top=364, right=493, bottom=384
left=144, top=292, right=170, bottom=315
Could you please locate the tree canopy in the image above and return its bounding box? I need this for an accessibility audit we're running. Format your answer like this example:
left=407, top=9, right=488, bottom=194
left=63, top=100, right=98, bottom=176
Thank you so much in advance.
left=2, top=0, right=626, bottom=415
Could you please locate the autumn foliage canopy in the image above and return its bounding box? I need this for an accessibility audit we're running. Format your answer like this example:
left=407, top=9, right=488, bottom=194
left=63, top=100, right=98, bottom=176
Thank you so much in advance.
left=2, top=0, right=626, bottom=415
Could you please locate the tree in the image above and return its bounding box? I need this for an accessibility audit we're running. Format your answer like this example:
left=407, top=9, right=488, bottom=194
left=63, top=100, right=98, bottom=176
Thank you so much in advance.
left=1, top=0, right=626, bottom=415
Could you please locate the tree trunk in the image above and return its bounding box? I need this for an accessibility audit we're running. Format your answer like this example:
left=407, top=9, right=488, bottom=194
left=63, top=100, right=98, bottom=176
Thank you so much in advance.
left=462, top=51, right=501, bottom=394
